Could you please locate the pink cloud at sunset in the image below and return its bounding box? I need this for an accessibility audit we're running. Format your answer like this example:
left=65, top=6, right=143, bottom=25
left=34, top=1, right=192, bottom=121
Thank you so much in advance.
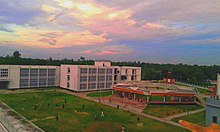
left=80, top=45, right=132, bottom=55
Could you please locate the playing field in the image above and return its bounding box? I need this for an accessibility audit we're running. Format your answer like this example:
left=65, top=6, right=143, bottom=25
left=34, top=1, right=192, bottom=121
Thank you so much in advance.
left=172, top=111, right=206, bottom=126
left=143, top=105, right=202, bottom=118
left=0, top=90, right=188, bottom=132
left=87, top=91, right=112, bottom=97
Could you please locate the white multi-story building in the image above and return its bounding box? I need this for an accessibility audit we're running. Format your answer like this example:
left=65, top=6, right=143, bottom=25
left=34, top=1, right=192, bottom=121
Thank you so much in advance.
left=0, top=61, right=141, bottom=91
left=60, top=60, right=141, bottom=91
left=0, top=65, right=60, bottom=89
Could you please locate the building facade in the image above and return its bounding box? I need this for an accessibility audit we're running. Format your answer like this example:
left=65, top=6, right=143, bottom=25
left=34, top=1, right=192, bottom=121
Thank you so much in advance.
left=206, top=97, right=220, bottom=126
left=206, top=74, right=220, bottom=126
left=60, top=61, right=141, bottom=91
left=0, top=61, right=141, bottom=91
left=0, top=65, right=60, bottom=89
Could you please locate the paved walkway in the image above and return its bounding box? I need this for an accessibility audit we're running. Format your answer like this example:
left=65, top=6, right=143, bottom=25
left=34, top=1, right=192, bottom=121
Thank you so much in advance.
left=0, top=122, right=8, bottom=132
left=163, top=108, right=205, bottom=121
left=58, top=89, right=186, bottom=129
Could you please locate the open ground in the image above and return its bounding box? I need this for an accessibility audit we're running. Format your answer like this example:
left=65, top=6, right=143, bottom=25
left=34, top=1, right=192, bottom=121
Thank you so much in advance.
left=0, top=89, right=188, bottom=132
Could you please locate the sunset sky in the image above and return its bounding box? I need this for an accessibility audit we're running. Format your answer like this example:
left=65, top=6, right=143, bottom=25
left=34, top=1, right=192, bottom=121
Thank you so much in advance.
left=0, top=0, right=220, bottom=64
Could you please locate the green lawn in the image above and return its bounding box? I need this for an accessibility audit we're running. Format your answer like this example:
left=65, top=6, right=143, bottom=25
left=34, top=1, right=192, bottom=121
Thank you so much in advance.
left=172, top=111, right=206, bottom=126
left=0, top=91, right=188, bottom=132
left=143, top=105, right=202, bottom=118
left=196, top=88, right=212, bottom=94
left=87, top=91, right=112, bottom=97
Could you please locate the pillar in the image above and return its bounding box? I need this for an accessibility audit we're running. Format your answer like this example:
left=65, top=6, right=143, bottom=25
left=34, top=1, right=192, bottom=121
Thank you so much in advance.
left=179, top=97, right=181, bottom=103
left=134, top=94, right=136, bottom=100
left=147, top=96, right=149, bottom=102
left=112, top=90, right=114, bottom=95
left=163, top=96, right=166, bottom=102
left=194, top=97, right=196, bottom=102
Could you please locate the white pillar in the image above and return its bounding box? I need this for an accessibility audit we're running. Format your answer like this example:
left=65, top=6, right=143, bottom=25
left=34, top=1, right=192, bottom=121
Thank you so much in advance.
left=217, top=74, right=220, bottom=96
left=179, top=97, right=181, bottom=103
left=134, top=94, right=136, bottom=100
left=163, top=96, right=166, bottom=102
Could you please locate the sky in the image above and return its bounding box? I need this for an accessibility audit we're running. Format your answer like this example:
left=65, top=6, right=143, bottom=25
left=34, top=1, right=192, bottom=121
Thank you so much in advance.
left=0, top=0, right=220, bottom=65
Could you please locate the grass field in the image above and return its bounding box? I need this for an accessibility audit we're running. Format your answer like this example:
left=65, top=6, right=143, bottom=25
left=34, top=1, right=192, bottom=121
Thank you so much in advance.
left=87, top=91, right=112, bottom=97
left=172, top=111, right=206, bottom=126
left=0, top=90, right=188, bottom=132
left=196, top=88, right=212, bottom=94
left=143, top=105, right=202, bottom=118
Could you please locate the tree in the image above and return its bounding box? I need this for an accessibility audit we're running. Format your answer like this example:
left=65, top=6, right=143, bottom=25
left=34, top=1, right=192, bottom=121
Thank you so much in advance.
left=79, top=57, right=85, bottom=61
left=13, top=51, right=21, bottom=58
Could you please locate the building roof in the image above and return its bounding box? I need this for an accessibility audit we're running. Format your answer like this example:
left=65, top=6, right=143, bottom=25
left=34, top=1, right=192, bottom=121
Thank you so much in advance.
left=95, top=60, right=111, bottom=62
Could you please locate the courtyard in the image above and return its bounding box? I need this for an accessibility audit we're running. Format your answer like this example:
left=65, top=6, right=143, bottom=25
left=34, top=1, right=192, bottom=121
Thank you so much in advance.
left=0, top=89, right=188, bottom=132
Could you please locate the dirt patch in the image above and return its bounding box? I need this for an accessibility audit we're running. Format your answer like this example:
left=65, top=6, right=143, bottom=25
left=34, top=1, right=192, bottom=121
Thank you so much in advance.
left=31, top=116, right=55, bottom=122
left=78, top=112, right=89, bottom=115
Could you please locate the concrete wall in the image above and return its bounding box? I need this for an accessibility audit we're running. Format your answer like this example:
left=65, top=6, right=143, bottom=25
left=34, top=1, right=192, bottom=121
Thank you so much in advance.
left=117, top=67, right=141, bottom=82
left=95, top=61, right=111, bottom=67
left=60, top=65, right=78, bottom=91
left=0, top=65, right=60, bottom=89
left=206, top=98, right=220, bottom=126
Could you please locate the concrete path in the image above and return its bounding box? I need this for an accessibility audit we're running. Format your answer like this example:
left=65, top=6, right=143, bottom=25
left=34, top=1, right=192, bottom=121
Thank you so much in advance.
left=163, top=108, right=205, bottom=121
left=58, top=89, right=186, bottom=129
left=0, top=122, right=8, bottom=132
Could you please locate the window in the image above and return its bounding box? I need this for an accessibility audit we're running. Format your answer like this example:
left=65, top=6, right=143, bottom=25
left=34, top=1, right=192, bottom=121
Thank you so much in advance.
left=48, top=69, right=56, bottom=77
left=131, top=76, right=134, bottom=80
left=39, top=78, right=47, bottom=87
left=20, top=68, right=29, bottom=77
left=80, top=68, right=87, bottom=74
left=48, top=78, right=55, bottom=86
left=20, top=78, right=29, bottom=87
left=106, top=76, right=112, bottom=81
left=80, top=84, right=87, bottom=90
left=0, top=69, right=9, bottom=78
left=89, top=76, right=96, bottom=82
left=80, top=76, right=87, bottom=82
left=107, top=69, right=112, bottom=74
left=30, top=69, right=38, bottom=77
left=67, top=82, right=70, bottom=88
left=106, top=82, right=112, bottom=88
left=213, top=116, right=217, bottom=123
left=121, top=76, right=127, bottom=81
left=125, top=69, right=128, bottom=74
left=132, top=69, right=135, bottom=74
left=89, top=68, right=97, bottom=74
left=98, top=68, right=105, bottom=74
left=67, top=75, right=70, bottom=81
left=98, top=83, right=105, bottom=89
left=30, top=78, right=38, bottom=87
left=67, top=68, right=70, bottom=74
left=88, top=83, right=96, bottom=89
left=39, top=69, right=47, bottom=77
left=98, top=76, right=105, bottom=81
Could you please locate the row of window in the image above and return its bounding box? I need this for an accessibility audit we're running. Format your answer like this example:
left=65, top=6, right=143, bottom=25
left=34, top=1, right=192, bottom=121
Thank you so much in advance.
left=121, top=75, right=138, bottom=81
left=80, top=75, right=113, bottom=82
left=80, top=68, right=113, bottom=74
left=20, top=78, right=55, bottom=87
left=80, top=82, right=112, bottom=90
left=125, top=69, right=137, bottom=74
left=20, top=69, right=56, bottom=78
left=0, top=69, right=9, bottom=78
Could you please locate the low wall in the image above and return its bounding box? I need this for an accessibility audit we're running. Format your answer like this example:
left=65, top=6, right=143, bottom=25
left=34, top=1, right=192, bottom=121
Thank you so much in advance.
left=0, top=101, right=44, bottom=132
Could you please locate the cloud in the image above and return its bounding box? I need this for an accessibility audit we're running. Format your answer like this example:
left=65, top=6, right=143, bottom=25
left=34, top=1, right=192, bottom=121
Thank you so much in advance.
left=143, top=23, right=166, bottom=29
left=0, top=24, right=110, bottom=48
left=79, top=45, right=132, bottom=55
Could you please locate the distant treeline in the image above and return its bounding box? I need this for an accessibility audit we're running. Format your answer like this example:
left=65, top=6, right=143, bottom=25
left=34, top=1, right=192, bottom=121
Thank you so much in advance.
left=1, top=51, right=220, bottom=86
